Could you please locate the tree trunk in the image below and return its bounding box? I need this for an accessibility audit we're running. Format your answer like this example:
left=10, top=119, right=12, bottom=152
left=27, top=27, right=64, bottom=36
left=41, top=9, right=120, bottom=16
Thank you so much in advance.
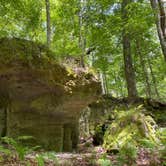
left=150, top=0, right=166, bottom=61
left=147, top=57, right=160, bottom=98
left=45, top=0, right=51, bottom=47
left=100, top=72, right=107, bottom=95
left=103, top=72, right=108, bottom=94
left=136, top=41, right=152, bottom=98
left=158, top=0, right=166, bottom=37
left=78, top=0, right=85, bottom=68
left=122, top=0, right=138, bottom=99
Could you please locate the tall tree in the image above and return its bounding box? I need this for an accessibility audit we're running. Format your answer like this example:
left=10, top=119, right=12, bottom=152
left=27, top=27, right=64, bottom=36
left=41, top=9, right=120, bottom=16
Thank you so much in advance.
left=122, top=0, right=138, bottom=99
left=136, top=40, right=152, bottom=98
left=150, top=0, right=166, bottom=61
left=78, top=0, right=87, bottom=68
left=147, top=56, right=160, bottom=98
left=45, top=0, right=51, bottom=47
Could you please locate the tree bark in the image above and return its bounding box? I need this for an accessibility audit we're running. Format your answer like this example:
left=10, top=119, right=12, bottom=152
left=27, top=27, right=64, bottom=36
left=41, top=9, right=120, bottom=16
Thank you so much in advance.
left=103, top=72, right=108, bottom=94
left=150, top=0, right=166, bottom=61
left=158, top=0, right=166, bottom=37
left=122, top=0, right=138, bottom=99
left=78, top=0, right=85, bottom=68
left=100, top=72, right=107, bottom=95
left=136, top=41, right=152, bottom=98
left=147, top=57, right=160, bottom=98
left=45, top=0, right=51, bottom=47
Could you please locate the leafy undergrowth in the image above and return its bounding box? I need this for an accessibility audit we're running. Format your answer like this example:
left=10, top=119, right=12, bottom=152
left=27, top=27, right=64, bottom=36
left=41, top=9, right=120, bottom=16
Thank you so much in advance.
left=0, top=140, right=165, bottom=166
left=0, top=107, right=165, bottom=166
left=104, top=106, right=160, bottom=151
left=0, top=147, right=165, bottom=166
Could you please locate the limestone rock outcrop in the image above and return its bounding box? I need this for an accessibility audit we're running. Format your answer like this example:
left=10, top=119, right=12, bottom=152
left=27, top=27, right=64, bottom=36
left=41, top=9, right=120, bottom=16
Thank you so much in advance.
left=0, top=38, right=101, bottom=151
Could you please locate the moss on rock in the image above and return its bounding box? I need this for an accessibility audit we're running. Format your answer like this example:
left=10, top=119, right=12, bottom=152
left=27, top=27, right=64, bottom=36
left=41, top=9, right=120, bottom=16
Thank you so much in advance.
left=0, top=38, right=101, bottom=151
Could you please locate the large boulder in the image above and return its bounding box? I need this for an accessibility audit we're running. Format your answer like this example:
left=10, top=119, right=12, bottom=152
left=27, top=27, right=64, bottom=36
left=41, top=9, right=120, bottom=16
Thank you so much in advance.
left=0, top=38, right=101, bottom=151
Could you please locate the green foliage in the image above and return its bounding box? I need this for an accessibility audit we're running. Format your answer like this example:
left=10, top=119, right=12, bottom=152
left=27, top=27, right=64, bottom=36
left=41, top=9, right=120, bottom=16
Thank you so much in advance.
left=157, top=128, right=166, bottom=145
left=2, top=137, right=27, bottom=160
left=0, top=145, right=12, bottom=162
left=103, top=106, right=160, bottom=151
left=26, top=161, right=31, bottom=166
left=42, top=152, right=59, bottom=164
left=0, top=145, right=11, bottom=156
left=93, top=124, right=105, bottom=145
left=157, top=128, right=166, bottom=165
left=1, top=136, right=39, bottom=161
left=35, top=152, right=59, bottom=166
left=97, top=158, right=112, bottom=166
left=117, top=143, right=138, bottom=166
left=139, top=138, right=156, bottom=149
left=159, top=146, right=166, bottom=166
left=98, top=153, right=112, bottom=166
left=35, top=154, right=45, bottom=166
left=0, top=0, right=42, bottom=39
left=0, top=0, right=165, bottom=99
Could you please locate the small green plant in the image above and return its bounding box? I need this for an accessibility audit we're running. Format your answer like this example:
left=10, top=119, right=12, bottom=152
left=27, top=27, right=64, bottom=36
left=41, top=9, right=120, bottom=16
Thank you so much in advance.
left=43, top=152, right=59, bottom=165
left=36, top=154, right=45, bottom=166
left=0, top=145, right=12, bottom=155
left=117, top=143, right=138, bottom=166
left=88, top=159, right=96, bottom=166
left=139, top=138, right=156, bottom=149
left=157, top=128, right=166, bottom=165
left=159, top=145, right=166, bottom=166
left=0, top=145, right=12, bottom=162
left=35, top=152, right=60, bottom=166
left=139, top=137, right=163, bottom=165
left=157, top=128, right=166, bottom=145
left=1, top=136, right=39, bottom=161
left=97, top=158, right=112, bottom=166
left=97, top=153, right=112, bottom=166
left=26, top=161, right=31, bottom=166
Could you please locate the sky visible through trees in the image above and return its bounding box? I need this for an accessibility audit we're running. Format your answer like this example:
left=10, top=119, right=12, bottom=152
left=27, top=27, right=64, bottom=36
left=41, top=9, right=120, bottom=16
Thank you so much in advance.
left=0, top=0, right=165, bottom=100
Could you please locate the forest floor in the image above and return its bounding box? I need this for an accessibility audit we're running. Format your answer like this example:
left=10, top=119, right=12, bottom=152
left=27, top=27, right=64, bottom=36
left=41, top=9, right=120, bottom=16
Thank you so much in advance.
left=1, top=97, right=165, bottom=166
left=1, top=144, right=164, bottom=166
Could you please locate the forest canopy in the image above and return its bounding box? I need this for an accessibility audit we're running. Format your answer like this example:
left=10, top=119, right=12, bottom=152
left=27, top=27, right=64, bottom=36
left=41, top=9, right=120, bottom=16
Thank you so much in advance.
left=0, top=1, right=166, bottom=166
left=0, top=0, right=166, bottom=100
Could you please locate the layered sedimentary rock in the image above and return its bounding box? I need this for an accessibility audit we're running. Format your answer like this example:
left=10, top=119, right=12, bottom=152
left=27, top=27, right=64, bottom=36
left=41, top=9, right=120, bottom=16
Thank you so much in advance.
left=0, top=38, right=101, bottom=151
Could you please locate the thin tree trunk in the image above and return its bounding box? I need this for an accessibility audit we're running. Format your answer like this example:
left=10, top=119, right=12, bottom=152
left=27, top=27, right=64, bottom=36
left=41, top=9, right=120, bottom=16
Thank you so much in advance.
left=78, top=0, right=85, bottom=68
left=114, top=72, right=122, bottom=97
left=136, top=41, right=152, bottom=98
left=119, top=77, right=125, bottom=97
left=150, top=0, right=166, bottom=61
left=80, top=38, right=86, bottom=68
left=158, top=0, right=166, bottom=37
left=78, top=13, right=85, bottom=67
left=100, top=72, right=106, bottom=95
left=122, top=0, right=138, bottom=99
left=103, top=72, right=108, bottom=94
left=45, top=0, right=51, bottom=47
left=147, top=57, right=160, bottom=98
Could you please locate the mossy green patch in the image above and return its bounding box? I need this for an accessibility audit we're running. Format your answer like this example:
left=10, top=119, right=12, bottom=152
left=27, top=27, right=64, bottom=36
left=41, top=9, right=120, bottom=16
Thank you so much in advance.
left=103, top=106, right=160, bottom=151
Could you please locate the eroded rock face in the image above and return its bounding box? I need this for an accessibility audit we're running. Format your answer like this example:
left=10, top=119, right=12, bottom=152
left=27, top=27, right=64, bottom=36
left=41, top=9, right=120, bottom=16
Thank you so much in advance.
left=0, top=38, right=101, bottom=151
